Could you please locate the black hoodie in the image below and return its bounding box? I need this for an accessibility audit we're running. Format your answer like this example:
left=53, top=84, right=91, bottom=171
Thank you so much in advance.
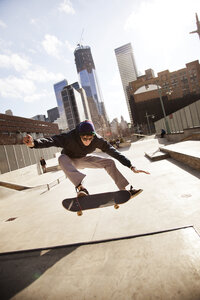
left=32, top=126, right=132, bottom=168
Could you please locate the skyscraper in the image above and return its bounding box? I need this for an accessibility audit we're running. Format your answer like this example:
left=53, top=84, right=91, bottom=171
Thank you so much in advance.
left=53, top=79, right=68, bottom=130
left=115, top=43, right=138, bottom=124
left=61, top=84, right=86, bottom=130
left=74, top=45, right=108, bottom=129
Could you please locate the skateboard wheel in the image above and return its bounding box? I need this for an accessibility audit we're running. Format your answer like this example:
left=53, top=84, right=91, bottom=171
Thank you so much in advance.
left=77, top=211, right=83, bottom=216
left=114, top=204, right=119, bottom=209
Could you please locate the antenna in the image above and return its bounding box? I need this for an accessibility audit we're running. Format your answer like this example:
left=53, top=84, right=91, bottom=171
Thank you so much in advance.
left=79, top=28, right=84, bottom=46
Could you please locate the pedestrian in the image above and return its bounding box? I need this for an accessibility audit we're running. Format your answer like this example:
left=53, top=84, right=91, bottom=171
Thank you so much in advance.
left=160, top=129, right=166, bottom=138
left=40, top=157, right=47, bottom=173
left=23, top=120, right=150, bottom=197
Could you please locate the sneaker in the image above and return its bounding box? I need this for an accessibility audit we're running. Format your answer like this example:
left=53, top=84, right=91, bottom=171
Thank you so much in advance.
left=129, top=185, right=143, bottom=198
left=76, top=184, right=89, bottom=197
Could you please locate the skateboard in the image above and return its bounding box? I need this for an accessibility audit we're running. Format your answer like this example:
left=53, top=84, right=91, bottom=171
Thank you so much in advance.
left=62, top=189, right=143, bottom=216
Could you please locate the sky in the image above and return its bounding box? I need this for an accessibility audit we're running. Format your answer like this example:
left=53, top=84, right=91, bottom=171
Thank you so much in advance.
left=0, top=0, right=199, bottom=123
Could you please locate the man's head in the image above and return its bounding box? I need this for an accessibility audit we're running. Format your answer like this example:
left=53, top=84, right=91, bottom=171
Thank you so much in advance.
left=78, top=120, right=95, bottom=146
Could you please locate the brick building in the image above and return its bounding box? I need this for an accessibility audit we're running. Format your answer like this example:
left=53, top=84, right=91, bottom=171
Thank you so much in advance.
left=0, top=113, right=59, bottom=145
left=127, top=60, right=200, bottom=130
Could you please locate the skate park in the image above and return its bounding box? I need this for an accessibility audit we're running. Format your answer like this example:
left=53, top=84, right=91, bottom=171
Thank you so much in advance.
left=0, top=136, right=200, bottom=299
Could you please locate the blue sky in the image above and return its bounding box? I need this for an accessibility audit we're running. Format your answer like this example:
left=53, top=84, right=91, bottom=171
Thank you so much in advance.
left=0, top=0, right=199, bottom=122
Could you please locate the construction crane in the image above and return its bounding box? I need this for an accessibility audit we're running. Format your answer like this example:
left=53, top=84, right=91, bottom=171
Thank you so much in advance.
left=190, top=13, right=200, bottom=39
left=77, top=28, right=84, bottom=47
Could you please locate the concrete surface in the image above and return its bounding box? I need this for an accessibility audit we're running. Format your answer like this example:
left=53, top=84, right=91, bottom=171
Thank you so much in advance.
left=1, top=227, right=200, bottom=300
left=0, top=136, right=200, bottom=299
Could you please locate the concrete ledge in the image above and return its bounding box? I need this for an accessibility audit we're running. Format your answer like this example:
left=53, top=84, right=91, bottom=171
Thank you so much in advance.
left=160, top=149, right=200, bottom=171
left=145, top=151, right=170, bottom=161
left=160, top=141, right=200, bottom=171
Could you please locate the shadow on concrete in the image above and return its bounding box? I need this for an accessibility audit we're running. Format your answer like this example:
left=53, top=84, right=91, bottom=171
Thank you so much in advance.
left=154, top=136, right=173, bottom=146
left=0, top=246, right=78, bottom=300
left=166, top=158, right=200, bottom=180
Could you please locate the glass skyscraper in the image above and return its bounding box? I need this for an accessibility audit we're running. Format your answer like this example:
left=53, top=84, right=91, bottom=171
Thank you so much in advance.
left=115, top=43, right=138, bottom=124
left=53, top=79, right=68, bottom=130
left=74, top=45, right=108, bottom=128
left=61, top=84, right=86, bottom=130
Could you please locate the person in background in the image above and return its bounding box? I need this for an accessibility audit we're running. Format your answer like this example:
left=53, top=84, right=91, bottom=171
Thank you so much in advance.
left=40, top=157, right=47, bottom=173
left=161, top=129, right=166, bottom=138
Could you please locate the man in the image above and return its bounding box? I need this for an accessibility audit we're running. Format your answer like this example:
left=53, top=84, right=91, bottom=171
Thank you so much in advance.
left=23, top=120, right=150, bottom=197
left=161, top=129, right=166, bottom=138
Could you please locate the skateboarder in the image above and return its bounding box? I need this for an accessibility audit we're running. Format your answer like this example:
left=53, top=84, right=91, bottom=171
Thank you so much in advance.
left=23, top=120, right=150, bottom=197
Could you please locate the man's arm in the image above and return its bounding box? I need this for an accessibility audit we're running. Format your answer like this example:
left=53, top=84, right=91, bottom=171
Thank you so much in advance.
left=96, top=136, right=132, bottom=167
left=97, top=136, right=150, bottom=175
left=23, top=134, right=66, bottom=149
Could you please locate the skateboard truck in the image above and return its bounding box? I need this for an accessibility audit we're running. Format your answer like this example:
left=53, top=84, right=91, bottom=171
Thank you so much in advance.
left=75, top=198, right=83, bottom=216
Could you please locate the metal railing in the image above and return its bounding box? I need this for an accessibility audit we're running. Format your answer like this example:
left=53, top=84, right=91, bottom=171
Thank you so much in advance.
left=154, top=99, right=200, bottom=134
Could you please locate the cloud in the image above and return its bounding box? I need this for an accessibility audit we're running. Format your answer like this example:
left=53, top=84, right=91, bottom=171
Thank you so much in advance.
left=0, top=51, right=65, bottom=103
left=0, top=53, right=31, bottom=72
left=42, top=34, right=74, bottom=59
left=123, top=0, right=199, bottom=61
left=65, top=40, right=75, bottom=52
left=26, top=67, right=65, bottom=82
left=0, top=19, right=7, bottom=28
left=30, top=18, right=39, bottom=25
left=24, top=91, right=50, bottom=103
left=58, top=0, right=75, bottom=14
left=0, top=75, right=54, bottom=103
left=0, top=76, right=36, bottom=100
left=0, top=38, right=12, bottom=52
left=42, top=34, right=63, bottom=58
left=0, top=51, right=64, bottom=82
left=124, top=0, right=199, bottom=37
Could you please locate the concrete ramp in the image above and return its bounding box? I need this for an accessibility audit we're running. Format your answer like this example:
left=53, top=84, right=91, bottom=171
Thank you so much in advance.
left=1, top=226, right=200, bottom=300
left=0, top=181, right=32, bottom=191
left=0, top=186, right=20, bottom=200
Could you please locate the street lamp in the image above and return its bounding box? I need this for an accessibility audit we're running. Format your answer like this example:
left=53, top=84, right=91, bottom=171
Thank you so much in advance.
left=145, top=112, right=155, bottom=134
left=157, top=85, right=171, bottom=134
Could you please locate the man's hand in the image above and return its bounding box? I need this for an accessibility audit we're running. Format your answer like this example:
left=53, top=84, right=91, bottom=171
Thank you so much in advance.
left=23, top=134, right=34, bottom=147
left=131, top=166, right=150, bottom=175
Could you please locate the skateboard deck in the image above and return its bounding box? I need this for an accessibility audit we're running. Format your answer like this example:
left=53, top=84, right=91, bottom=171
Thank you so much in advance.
left=62, top=189, right=142, bottom=216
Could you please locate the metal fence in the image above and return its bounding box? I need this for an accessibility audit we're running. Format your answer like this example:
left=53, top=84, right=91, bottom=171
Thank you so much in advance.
left=0, top=145, right=60, bottom=174
left=154, top=99, right=200, bottom=134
